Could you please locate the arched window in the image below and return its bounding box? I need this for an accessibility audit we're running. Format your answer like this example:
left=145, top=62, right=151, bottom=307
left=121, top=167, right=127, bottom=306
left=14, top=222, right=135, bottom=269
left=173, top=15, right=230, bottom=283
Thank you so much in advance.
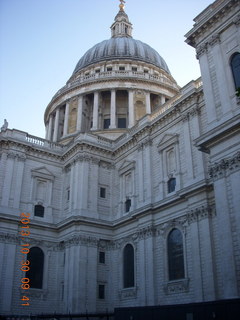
left=167, top=229, right=184, bottom=281
left=26, top=247, right=44, bottom=289
left=125, top=198, right=131, bottom=212
left=123, top=244, right=134, bottom=288
left=230, top=53, right=240, bottom=89
left=168, top=177, right=176, bottom=193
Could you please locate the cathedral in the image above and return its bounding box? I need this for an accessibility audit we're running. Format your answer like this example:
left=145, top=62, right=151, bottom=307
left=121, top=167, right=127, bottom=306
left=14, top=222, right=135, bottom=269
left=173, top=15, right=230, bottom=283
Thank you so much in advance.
left=0, top=0, right=240, bottom=316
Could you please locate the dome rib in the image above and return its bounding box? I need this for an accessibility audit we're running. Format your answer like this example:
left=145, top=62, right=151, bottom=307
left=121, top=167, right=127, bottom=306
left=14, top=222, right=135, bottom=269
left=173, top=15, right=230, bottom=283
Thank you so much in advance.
left=73, top=37, right=170, bottom=74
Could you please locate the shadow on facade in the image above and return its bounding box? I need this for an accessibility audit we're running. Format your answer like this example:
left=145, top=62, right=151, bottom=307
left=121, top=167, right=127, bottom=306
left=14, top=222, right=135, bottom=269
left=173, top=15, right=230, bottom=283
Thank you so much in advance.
left=1, top=300, right=240, bottom=320
left=114, top=299, right=240, bottom=320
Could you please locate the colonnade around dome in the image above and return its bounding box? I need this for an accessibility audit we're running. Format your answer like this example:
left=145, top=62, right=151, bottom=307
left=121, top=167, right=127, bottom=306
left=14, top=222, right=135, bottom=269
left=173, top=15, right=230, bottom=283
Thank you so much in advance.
left=45, top=88, right=174, bottom=142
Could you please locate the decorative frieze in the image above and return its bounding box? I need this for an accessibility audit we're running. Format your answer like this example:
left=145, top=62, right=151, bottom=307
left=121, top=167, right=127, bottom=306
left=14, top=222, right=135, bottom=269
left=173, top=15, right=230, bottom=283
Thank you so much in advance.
left=163, top=279, right=189, bottom=295
left=0, top=233, right=20, bottom=244
left=196, top=33, right=221, bottom=59
left=208, top=152, right=240, bottom=180
left=119, top=287, right=137, bottom=300
left=187, top=204, right=216, bottom=223
left=61, top=234, right=98, bottom=248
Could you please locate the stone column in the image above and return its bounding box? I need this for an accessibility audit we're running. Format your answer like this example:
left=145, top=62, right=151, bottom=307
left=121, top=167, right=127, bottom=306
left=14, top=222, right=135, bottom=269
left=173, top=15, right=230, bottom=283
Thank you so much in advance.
left=145, top=91, right=151, bottom=114
left=63, top=101, right=70, bottom=136
left=45, top=123, right=49, bottom=140
left=53, top=108, right=60, bottom=142
left=161, top=95, right=166, bottom=105
left=128, top=89, right=134, bottom=128
left=76, top=95, right=83, bottom=131
left=109, top=89, right=116, bottom=129
left=47, top=114, right=53, bottom=141
left=92, top=91, right=99, bottom=130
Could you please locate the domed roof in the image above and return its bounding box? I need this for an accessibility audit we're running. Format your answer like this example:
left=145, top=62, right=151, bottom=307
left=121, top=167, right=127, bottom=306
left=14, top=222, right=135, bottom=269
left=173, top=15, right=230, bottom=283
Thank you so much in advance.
left=73, top=37, right=170, bottom=75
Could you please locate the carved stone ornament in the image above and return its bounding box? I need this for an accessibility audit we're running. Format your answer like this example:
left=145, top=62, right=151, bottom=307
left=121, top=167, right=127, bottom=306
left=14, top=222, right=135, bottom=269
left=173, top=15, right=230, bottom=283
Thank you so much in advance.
left=164, top=278, right=189, bottom=295
left=208, top=152, right=240, bottom=180
left=119, top=287, right=137, bottom=300
left=187, top=204, right=216, bottom=223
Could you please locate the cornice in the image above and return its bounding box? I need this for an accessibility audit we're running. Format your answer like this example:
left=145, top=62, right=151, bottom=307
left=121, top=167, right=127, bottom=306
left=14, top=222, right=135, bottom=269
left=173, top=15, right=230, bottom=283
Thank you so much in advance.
left=185, top=0, right=239, bottom=48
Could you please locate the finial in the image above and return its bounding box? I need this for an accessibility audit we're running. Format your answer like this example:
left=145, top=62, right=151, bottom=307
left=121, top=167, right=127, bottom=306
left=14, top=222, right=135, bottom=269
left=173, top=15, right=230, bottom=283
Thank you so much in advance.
left=119, top=0, right=126, bottom=11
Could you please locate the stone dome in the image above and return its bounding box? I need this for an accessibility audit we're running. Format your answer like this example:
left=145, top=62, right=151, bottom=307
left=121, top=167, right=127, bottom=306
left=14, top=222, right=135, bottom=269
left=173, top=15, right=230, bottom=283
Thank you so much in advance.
left=73, top=37, right=170, bottom=75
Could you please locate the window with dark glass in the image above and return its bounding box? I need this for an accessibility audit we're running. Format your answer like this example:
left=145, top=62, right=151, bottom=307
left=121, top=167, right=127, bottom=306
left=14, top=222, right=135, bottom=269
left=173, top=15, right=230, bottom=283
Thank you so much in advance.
left=103, top=119, right=110, bottom=129
left=168, top=177, right=176, bottom=193
left=125, top=199, right=131, bottom=212
left=98, top=284, right=105, bottom=299
left=34, top=204, right=44, bottom=217
left=99, top=251, right=105, bottom=264
left=123, top=244, right=134, bottom=288
left=119, top=66, right=125, bottom=71
left=167, top=229, right=185, bottom=281
left=95, top=69, right=100, bottom=73
left=231, top=52, right=240, bottom=89
left=107, top=67, right=112, bottom=72
left=118, top=118, right=126, bottom=128
left=132, top=67, right=137, bottom=72
left=67, top=189, right=70, bottom=201
left=100, top=187, right=106, bottom=198
left=26, top=247, right=44, bottom=289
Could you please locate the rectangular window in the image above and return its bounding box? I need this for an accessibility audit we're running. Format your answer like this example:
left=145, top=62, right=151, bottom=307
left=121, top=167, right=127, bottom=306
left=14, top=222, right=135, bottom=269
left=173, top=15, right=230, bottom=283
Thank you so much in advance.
left=118, top=118, right=127, bottom=128
left=34, top=205, right=44, bottom=217
left=99, top=251, right=105, bottom=264
left=100, top=187, right=106, bottom=198
left=119, top=66, right=125, bottom=71
left=107, top=67, right=112, bottom=71
left=95, top=69, right=100, bottom=73
left=98, top=284, right=105, bottom=299
left=132, top=67, right=137, bottom=72
left=103, top=119, right=110, bottom=129
left=67, top=189, right=70, bottom=201
left=144, top=69, right=149, bottom=73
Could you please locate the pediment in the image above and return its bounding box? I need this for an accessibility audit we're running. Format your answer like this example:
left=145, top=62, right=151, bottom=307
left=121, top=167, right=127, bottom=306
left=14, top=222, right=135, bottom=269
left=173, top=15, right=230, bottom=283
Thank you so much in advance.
left=119, top=160, right=135, bottom=175
left=31, top=166, right=55, bottom=180
left=157, top=133, right=179, bottom=152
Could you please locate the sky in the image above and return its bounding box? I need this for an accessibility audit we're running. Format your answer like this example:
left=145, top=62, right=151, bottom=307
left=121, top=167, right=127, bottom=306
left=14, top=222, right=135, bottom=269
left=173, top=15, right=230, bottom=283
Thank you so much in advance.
left=0, top=0, right=213, bottom=138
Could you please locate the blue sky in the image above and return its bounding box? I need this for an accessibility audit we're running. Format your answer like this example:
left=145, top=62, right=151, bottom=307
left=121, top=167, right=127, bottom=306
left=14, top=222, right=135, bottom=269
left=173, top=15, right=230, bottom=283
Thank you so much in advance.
left=0, top=0, right=213, bottom=138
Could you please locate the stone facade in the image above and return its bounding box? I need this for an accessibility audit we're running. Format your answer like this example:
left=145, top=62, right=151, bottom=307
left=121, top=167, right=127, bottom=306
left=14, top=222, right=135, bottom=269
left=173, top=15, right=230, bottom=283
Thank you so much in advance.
left=0, top=0, right=239, bottom=315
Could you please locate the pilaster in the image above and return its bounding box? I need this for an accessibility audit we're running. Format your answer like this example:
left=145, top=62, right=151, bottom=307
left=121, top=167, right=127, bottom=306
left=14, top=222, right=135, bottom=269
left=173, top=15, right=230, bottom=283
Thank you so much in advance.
left=1, top=153, right=15, bottom=207
left=13, top=155, right=26, bottom=208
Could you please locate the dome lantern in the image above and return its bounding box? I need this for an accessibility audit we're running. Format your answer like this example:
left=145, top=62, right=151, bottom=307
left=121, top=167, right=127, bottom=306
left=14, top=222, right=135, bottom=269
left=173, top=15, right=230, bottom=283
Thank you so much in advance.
left=111, top=0, right=132, bottom=38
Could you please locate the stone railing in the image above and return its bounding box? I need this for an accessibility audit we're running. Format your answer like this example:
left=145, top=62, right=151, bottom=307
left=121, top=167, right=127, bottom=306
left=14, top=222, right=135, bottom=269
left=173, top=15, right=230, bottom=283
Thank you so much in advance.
left=50, top=70, right=179, bottom=104
left=0, top=129, right=65, bottom=152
